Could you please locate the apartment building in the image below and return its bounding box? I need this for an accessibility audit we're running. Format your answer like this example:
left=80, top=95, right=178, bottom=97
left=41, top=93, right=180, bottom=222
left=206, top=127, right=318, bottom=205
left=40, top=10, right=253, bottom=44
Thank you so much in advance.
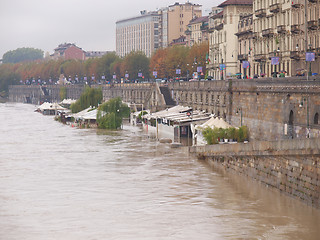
left=116, top=11, right=160, bottom=58
left=167, top=2, right=202, bottom=45
left=235, top=14, right=254, bottom=77
left=51, top=43, right=86, bottom=61
left=252, top=0, right=320, bottom=77
left=207, top=0, right=253, bottom=80
left=185, top=16, right=209, bottom=47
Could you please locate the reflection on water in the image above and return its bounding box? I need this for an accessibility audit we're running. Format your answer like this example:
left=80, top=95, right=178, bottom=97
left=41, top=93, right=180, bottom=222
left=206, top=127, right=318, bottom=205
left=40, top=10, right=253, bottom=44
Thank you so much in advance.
left=0, top=103, right=320, bottom=240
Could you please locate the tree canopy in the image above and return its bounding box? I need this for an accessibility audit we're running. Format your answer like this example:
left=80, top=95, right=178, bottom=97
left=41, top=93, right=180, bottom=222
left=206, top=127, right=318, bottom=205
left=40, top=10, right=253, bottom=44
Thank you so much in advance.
left=70, top=87, right=103, bottom=113
left=97, top=97, right=130, bottom=129
left=3, top=47, right=44, bottom=63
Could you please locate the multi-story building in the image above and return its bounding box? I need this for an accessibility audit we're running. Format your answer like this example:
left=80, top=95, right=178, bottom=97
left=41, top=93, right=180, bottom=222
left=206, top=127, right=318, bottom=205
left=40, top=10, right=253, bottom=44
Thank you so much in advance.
left=116, top=11, right=160, bottom=58
left=51, top=43, right=86, bottom=61
left=158, top=8, right=169, bottom=48
left=207, top=0, right=253, bottom=80
left=116, top=2, right=202, bottom=57
left=167, top=2, right=202, bottom=45
left=85, top=51, right=111, bottom=59
left=185, top=16, right=209, bottom=47
left=235, top=14, right=254, bottom=77
left=252, top=0, right=320, bottom=77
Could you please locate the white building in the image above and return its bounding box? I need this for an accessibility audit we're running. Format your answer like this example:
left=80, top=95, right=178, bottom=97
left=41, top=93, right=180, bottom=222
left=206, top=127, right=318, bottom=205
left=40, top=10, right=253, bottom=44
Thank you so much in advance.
left=116, top=11, right=160, bottom=57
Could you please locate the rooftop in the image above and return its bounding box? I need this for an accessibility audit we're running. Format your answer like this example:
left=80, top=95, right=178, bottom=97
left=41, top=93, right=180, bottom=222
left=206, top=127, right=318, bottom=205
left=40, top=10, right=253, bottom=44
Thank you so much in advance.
left=218, top=0, right=253, bottom=8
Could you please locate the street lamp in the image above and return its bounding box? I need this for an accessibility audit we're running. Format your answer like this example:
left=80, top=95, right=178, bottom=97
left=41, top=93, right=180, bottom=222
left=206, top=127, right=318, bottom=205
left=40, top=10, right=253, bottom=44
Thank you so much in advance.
left=308, top=44, right=312, bottom=77
left=273, top=47, right=280, bottom=78
left=221, top=57, right=224, bottom=80
left=236, top=107, right=242, bottom=126
left=186, top=63, right=189, bottom=81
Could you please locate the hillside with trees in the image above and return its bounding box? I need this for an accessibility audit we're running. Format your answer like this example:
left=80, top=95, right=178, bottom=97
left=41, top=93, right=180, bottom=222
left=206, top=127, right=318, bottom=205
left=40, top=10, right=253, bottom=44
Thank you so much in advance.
left=2, top=47, right=44, bottom=64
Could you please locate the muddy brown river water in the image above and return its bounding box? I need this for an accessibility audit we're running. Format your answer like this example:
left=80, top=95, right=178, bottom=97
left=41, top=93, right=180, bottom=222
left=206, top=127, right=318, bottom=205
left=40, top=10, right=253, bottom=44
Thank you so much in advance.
left=1, top=103, right=320, bottom=240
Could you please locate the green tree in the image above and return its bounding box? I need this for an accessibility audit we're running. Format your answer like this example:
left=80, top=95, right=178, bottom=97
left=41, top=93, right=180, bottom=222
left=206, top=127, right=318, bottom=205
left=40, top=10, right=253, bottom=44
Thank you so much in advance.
left=122, top=51, right=150, bottom=80
left=96, top=52, right=119, bottom=80
left=97, top=97, right=130, bottom=129
left=3, top=47, right=44, bottom=63
left=60, top=87, right=67, bottom=101
left=70, top=87, right=103, bottom=113
left=0, top=64, right=20, bottom=94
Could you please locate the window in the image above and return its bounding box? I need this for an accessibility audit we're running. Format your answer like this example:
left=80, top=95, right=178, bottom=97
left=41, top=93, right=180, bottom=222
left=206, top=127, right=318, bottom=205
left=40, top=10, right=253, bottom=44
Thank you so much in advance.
left=314, top=113, right=319, bottom=125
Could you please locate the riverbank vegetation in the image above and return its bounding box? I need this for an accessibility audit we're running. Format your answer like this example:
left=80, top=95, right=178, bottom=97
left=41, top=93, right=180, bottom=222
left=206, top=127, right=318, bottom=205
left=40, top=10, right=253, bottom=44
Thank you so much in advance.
left=70, top=87, right=103, bottom=113
left=203, top=126, right=249, bottom=144
left=97, top=97, right=130, bottom=129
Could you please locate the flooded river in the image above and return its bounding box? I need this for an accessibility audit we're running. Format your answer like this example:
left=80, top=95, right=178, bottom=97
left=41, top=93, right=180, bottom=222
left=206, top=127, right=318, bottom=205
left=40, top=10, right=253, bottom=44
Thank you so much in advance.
left=1, top=103, right=320, bottom=240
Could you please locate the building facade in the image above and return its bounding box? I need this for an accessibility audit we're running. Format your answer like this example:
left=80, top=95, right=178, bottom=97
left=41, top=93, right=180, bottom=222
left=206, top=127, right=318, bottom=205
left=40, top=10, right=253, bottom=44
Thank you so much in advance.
left=167, top=2, right=202, bottom=45
left=252, top=0, right=320, bottom=77
left=116, top=2, right=202, bottom=57
left=116, top=11, right=160, bottom=58
left=207, top=0, right=253, bottom=80
left=235, top=14, right=254, bottom=78
left=85, top=51, right=111, bottom=59
left=51, top=43, right=86, bottom=61
left=185, top=16, right=209, bottom=47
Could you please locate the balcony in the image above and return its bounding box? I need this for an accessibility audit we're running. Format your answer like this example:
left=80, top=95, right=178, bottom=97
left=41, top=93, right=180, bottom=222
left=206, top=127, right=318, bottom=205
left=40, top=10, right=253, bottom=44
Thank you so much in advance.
left=276, top=25, right=286, bottom=34
left=308, top=20, right=318, bottom=30
left=254, top=54, right=267, bottom=62
left=291, top=0, right=303, bottom=8
left=270, top=3, right=281, bottom=13
left=208, top=27, right=215, bottom=33
left=268, top=51, right=281, bottom=59
left=215, top=23, right=224, bottom=30
left=290, top=51, right=302, bottom=60
left=238, top=54, right=248, bottom=61
left=262, top=28, right=274, bottom=37
left=291, top=24, right=302, bottom=34
left=235, top=29, right=253, bottom=36
left=252, top=32, right=258, bottom=39
left=255, top=9, right=266, bottom=18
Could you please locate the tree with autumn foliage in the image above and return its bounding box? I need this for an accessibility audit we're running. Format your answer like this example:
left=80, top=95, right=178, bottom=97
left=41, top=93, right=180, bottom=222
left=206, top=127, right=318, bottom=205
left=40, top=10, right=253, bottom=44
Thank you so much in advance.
left=150, top=42, right=209, bottom=80
left=187, top=42, right=209, bottom=78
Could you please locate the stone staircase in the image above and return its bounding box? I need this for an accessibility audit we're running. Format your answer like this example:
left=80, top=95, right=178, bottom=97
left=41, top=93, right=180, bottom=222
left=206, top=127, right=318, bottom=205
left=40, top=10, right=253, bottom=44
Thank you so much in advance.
left=159, top=86, right=176, bottom=106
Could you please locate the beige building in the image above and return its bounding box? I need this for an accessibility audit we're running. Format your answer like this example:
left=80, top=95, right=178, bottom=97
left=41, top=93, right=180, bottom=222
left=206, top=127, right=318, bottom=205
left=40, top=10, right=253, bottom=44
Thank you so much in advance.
left=116, top=11, right=160, bottom=58
left=252, top=0, right=320, bottom=77
left=167, top=2, right=202, bottom=45
left=185, top=16, right=209, bottom=47
left=207, top=0, right=253, bottom=80
left=235, top=14, right=254, bottom=78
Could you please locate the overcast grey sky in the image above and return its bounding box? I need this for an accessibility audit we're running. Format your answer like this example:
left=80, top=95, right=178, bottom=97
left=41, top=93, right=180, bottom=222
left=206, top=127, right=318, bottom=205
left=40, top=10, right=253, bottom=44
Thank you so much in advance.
left=0, top=0, right=223, bottom=58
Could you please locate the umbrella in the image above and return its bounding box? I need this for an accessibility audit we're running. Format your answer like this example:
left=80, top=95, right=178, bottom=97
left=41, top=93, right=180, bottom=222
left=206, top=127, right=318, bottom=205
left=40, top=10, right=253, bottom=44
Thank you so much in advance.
left=235, top=73, right=242, bottom=75
left=280, top=70, right=287, bottom=73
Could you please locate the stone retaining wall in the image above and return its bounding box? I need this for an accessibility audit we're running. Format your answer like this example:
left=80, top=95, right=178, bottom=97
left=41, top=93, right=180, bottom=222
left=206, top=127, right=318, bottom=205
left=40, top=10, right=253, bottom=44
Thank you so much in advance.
left=190, top=138, right=320, bottom=208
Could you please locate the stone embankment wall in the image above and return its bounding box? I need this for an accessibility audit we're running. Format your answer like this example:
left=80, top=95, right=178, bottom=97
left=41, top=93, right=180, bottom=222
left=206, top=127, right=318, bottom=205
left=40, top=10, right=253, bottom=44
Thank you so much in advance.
left=189, top=138, right=320, bottom=208
left=168, top=77, right=320, bottom=141
left=8, top=77, right=320, bottom=141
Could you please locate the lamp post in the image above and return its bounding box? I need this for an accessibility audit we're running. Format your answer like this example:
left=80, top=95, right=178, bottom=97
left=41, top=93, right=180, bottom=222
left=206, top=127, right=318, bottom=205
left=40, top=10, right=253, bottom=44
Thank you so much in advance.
left=308, top=44, right=312, bottom=77
left=221, top=57, right=224, bottom=80
left=186, top=63, right=189, bottom=81
left=272, top=47, right=280, bottom=78
left=236, top=107, right=242, bottom=126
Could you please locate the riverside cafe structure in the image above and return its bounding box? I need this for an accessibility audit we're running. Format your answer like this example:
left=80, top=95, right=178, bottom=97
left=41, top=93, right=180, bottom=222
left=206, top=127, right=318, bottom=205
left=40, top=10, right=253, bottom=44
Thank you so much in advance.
left=142, top=105, right=211, bottom=144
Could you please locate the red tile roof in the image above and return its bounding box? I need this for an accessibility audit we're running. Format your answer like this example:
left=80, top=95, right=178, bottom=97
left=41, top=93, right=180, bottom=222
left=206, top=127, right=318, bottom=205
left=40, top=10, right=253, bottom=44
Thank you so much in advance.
left=218, top=0, right=253, bottom=8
